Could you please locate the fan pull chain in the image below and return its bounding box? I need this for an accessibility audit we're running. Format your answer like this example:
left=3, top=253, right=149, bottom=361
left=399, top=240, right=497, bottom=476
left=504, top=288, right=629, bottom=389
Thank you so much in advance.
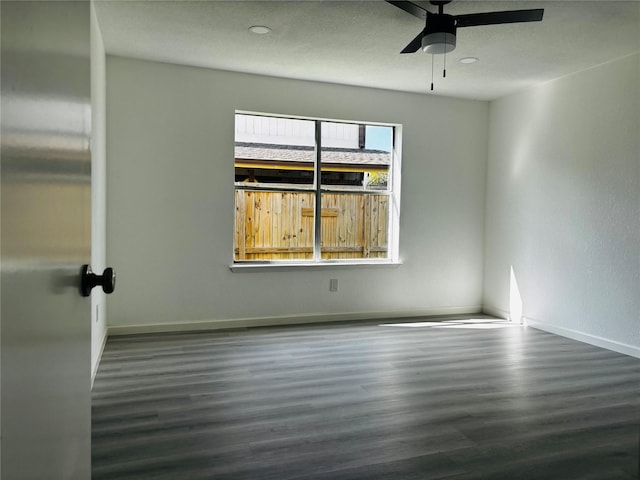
left=443, top=50, right=447, bottom=78
left=443, top=34, right=448, bottom=78
left=430, top=54, right=434, bottom=91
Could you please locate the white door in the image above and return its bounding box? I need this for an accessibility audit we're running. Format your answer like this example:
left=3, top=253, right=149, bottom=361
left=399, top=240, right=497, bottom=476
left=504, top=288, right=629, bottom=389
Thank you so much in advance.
left=1, top=1, right=93, bottom=478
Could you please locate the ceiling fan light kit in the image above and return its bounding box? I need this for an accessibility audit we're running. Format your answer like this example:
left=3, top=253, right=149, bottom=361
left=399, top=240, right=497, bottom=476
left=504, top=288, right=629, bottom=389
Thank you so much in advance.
left=422, top=31, right=455, bottom=54
left=387, top=0, right=544, bottom=90
left=422, top=11, right=456, bottom=54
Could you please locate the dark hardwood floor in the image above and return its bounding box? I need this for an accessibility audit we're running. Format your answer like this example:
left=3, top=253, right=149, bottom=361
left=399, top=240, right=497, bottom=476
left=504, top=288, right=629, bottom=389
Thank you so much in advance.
left=92, top=316, right=640, bottom=479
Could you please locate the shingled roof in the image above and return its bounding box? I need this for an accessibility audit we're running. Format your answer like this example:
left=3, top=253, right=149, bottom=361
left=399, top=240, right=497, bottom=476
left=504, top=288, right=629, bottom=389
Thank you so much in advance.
left=235, top=142, right=391, bottom=167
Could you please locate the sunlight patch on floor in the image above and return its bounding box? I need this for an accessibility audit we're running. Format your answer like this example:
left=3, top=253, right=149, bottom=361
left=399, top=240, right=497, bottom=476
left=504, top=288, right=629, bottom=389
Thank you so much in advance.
left=380, top=319, right=520, bottom=329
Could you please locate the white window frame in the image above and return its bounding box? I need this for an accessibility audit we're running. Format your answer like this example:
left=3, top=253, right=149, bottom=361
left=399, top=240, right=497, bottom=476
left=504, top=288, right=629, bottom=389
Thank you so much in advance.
left=232, top=111, right=402, bottom=269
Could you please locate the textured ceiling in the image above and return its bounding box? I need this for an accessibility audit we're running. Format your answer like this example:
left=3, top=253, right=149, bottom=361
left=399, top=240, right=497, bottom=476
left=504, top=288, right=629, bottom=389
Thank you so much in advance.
left=94, top=0, right=640, bottom=100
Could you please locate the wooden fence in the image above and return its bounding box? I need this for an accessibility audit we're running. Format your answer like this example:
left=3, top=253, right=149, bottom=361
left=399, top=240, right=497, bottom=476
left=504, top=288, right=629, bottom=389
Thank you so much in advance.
left=234, top=190, right=389, bottom=261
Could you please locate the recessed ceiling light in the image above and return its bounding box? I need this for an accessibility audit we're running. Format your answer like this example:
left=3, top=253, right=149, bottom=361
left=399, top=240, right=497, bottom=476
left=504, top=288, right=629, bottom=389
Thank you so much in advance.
left=248, top=25, right=271, bottom=35
left=459, top=57, right=479, bottom=64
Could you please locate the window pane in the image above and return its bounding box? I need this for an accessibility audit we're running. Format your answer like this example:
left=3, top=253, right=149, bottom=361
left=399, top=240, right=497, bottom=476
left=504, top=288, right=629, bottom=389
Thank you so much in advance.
left=320, top=192, right=390, bottom=260
left=233, top=112, right=399, bottom=265
left=234, top=189, right=315, bottom=261
left=320, top=122, right=392, bottom=191
left=235, top=114, right=315, bottom=188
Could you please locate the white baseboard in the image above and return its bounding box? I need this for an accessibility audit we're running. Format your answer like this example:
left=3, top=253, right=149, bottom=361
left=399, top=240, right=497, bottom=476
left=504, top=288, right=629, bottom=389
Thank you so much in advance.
left=481, top=304, right=509, bottom=320
left=91, top=330, right=108, bottom=389
left=107, top=306, right=483, bottom=336
left=524, top=317, right=640, bottom=359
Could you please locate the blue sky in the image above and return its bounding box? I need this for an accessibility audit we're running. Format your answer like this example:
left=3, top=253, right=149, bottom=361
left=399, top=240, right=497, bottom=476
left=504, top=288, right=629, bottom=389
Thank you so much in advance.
left=365, top=126, right=393, bottom=152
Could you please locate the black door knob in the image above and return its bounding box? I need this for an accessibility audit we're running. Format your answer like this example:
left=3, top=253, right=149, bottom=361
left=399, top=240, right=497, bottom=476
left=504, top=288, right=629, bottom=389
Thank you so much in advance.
left=81, top=265, right=116, bottom=297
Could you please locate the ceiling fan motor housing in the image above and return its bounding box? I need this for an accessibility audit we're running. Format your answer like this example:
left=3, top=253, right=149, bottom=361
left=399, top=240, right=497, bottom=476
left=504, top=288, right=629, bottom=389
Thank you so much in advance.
left=422, top=13, right=456, bottom=54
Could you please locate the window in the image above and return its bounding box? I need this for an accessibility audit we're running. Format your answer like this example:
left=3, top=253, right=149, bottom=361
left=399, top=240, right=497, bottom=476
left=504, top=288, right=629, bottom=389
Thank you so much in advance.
left=234, top=112, right=401, bottom=265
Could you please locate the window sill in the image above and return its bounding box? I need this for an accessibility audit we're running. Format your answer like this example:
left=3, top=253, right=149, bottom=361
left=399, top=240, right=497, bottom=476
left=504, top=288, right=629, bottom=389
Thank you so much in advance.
left=229, top=260, right=403, bottom=272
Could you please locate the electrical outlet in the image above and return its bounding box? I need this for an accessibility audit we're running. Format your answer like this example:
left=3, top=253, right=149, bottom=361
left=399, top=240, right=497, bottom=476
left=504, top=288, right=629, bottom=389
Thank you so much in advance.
left=329, top=279, right=338, bottom=292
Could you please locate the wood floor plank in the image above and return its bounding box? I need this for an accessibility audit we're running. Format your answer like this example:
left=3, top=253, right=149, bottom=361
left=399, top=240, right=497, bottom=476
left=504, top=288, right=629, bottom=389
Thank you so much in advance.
left=92, top=316, right=640, bottom=479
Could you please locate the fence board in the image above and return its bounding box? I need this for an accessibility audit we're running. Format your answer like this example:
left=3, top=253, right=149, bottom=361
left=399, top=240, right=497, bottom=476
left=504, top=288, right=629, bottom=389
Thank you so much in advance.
left=236, top=193, right=246, bottom=260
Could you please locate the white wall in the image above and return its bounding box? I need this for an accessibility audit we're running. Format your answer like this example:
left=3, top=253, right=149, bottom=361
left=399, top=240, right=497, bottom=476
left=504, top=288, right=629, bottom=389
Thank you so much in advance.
left=484, top=53, right=640, bottom=357
left=106, top=56, right=488, bottom=332
left=91, top=2, right=108, bottom=378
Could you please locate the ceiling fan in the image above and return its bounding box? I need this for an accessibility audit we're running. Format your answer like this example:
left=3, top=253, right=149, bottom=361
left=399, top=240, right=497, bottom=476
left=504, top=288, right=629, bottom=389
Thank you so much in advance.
left=386, top=1, right=543, bottom=90
left=387, top=0, right=544, bottom=55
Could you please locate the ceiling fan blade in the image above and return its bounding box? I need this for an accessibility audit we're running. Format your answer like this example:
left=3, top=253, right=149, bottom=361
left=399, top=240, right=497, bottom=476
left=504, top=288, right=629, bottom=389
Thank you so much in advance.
left=455, top=9, right=543, bottom=28
left=401, top=29, right=426, bottom=53
left=386, top=1, right=427, bottom=21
